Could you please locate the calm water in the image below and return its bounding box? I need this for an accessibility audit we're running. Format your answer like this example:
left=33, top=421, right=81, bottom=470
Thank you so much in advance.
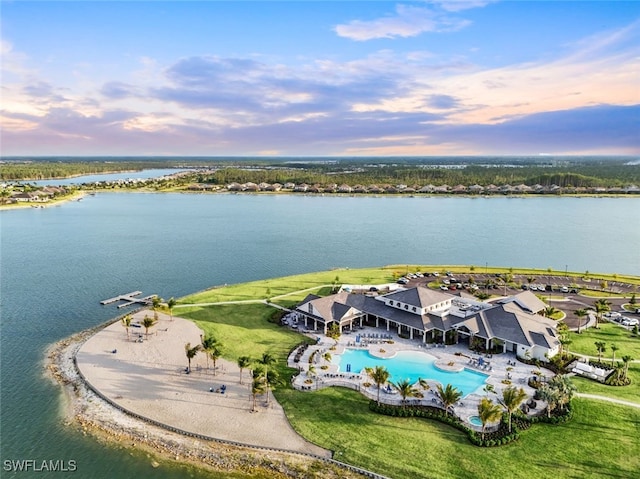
left=1, top=193, right=639, bottom=478
left=333, top=350, right=489, bottom=397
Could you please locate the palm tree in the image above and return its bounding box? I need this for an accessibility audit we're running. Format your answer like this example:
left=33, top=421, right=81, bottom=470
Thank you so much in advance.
left=435, top=384, right=463, bottom=416
left=610, top=343, right=619, bottom=366
left=258, top=352, right=277, bottom=405
left=237, top=356, right=252, bottom=384
left=543, top=306, right=558, bottom=318
left=365, top=366, right=390, bottom=405
left=574, top=309, right=588, bottom=334
left=209, top=344, right=223, bottom=376
left=184, top=342, right=201, bottom=373
left=142, top=315, right=157, bottom=339
left=201, top=335, right=217, bottom=370
left=594, top=341, right=606, bottom=363
left=151, top=295, right=162, bottom=311
left=418, top=377, right=430, bottom=395
left=167, top=297, right=177, bottom=320
left=322, top=352, right=332, bottom=363
left=250, top=374, right=267, bottom=412
left=121, top=314, right=132, bottom=340
left=593, top=299, right=611, bottom=328
left=392, top=379, right=418, bottom=408
left=559, top=335, right=572, bottom=357
left=537, top=384, right=559, bottom=418
left=500, top=386, right=528, bottom=432
left=477, top=397, right=502, bottom=440
left=548, top=375, right=576, bottom=413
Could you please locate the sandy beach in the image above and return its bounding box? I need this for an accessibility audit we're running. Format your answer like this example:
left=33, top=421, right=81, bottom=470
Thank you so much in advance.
left=75, top=310, right=328, bottom=455
left=45, top=311, right=365, bottom=479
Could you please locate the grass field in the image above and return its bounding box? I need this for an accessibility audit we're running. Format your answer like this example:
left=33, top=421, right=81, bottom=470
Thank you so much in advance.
left=175, top=267, right=640, bottom=479
left=277, top=389, right=639, bottom=479
left=570, top=322, right=640, bottom=359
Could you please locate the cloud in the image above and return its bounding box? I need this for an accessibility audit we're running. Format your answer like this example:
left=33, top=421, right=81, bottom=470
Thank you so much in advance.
left=428, top=104, right=640, bottom=154
left=335, top=4, right=471, bottom=41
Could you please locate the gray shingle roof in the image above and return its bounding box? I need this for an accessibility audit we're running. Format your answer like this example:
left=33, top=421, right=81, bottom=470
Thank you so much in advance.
left=384, top=286, right=453, bottom=308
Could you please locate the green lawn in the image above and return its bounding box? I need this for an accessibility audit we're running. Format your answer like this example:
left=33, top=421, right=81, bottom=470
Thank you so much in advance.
left=278, top=388, right=639, bottom=479
left=570, top=323, right=640, bottom=359
left=174, top=268, right=640, bottom=479
left=177, top=303, right=313, bottom=380
left=573, top=364, right=640, bottom=403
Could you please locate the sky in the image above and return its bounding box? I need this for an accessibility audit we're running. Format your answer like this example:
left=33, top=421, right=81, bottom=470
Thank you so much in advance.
left=1, top=1, right=639, bottom=157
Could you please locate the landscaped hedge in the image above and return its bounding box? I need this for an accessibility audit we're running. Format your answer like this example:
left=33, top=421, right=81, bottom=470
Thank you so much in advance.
left=368, top=400, right=573, bottom=447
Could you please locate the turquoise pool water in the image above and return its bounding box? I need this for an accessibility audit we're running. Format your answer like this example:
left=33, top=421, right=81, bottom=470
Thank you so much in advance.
left=469, top=415, right=483, bottom=426
left=333, top=349, right=489, bottom=397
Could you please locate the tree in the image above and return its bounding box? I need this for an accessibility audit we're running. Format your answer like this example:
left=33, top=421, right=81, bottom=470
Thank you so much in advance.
left=477, top=397, right=502, bottom=441
left=209, top=344, right=223, bottom=376
left=418, top=377, right=430, bottom=395
left=121, top=314, right=132, bottom=340
left=201, top=335, right=217, bottom=370
left=594, top=341, right=606, bottom=363
left=237, top=356, right=252, bottom=385
left=322, top=352, right=332, bottom=363
left=435, top=384, right=462, bottom=416
left=537, top=384, right=559, bottom=419
left=327, top=323, right=341, bottom=341
left=543, top=306, right=558, bottom=318
left=250, top=374, right=267, bottom=412
left=258, top=353, right=277, bottom=405
left=184, top=342, right=201, bottom=373
left=365, top=366, right=390, bottom=405
left=574, top=309, right=588, bottom=334
left=166, top=297, right=177, bottom=320
left=142, top=315, right=157, bottom=339
left=500, top=386, right=528, bottom=433
left=392, top=379, right=419, bottom=408
left=593, top=299, right=611, bottom=328
left=610, top=343, right=620, bottom=366
left=151, top=295, right=162, bottom=311
left=630, top=293, right=637, bottom=306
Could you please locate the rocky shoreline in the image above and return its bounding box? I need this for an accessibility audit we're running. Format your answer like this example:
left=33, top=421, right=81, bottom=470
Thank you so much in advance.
left=45, top=326, right=360, bottom=479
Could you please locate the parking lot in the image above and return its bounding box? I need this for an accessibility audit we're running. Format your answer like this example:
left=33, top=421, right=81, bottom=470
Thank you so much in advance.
left=400, top=271, right=639, bottom=331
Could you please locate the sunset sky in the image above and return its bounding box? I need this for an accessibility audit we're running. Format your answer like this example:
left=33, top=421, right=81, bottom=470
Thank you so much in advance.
left=2, top=1, right=639, bottom=157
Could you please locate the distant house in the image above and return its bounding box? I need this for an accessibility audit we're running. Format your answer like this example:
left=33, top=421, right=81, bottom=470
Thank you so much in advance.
left=295, top=286, right=560, bottom=362
left=12, top=192, right=46, bottom=202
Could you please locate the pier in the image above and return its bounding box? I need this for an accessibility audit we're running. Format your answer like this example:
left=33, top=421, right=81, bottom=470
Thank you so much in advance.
left=100, top=291, right=156, bottom=308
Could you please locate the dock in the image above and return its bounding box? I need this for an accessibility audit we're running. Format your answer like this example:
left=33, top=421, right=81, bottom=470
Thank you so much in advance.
left=100, top=291, right=156, bottom=308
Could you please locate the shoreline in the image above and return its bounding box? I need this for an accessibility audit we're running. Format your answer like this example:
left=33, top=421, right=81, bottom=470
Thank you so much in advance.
left=45, top=315, right=363, bottom=479
left=0, top=191, right=87, bottom=210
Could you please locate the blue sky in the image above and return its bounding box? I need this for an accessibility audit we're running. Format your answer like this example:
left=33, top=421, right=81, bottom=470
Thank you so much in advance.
left=2, top=1, right=639, bottom=156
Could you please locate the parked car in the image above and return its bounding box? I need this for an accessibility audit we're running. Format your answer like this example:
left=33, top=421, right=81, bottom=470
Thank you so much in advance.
left=561, top=286, right=569, bottom=293
left=622, top=317, right=639, bottom=327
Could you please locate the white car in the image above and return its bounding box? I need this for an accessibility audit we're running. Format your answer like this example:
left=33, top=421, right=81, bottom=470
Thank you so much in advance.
left=621, top=317, right=639, bottom=327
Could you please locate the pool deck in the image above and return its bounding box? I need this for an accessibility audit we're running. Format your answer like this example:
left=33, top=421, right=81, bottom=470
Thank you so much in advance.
left=289, top=325, right=548, bottom=428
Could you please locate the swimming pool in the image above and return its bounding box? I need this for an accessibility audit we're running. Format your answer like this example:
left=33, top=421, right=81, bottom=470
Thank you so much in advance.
left=332, top=349, right=489, bottom=397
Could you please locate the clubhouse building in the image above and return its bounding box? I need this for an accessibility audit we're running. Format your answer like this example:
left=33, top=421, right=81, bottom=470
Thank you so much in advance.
left=295, top=286, right=560, bottom=362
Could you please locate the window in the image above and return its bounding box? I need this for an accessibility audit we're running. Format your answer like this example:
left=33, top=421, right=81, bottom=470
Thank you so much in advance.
left=412, top=307, right=417, bottom=312
left=404, top=304, right=409, bottom=310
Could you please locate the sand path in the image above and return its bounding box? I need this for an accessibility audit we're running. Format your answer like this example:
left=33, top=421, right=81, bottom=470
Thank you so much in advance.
left=76, top=310, right=329, bottom=457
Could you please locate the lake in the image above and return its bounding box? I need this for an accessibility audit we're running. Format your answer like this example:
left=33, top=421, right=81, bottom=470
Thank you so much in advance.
left=1, top=192, right=638, bottom=478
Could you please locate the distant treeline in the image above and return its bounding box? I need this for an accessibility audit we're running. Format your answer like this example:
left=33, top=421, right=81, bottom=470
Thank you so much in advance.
left=2, top=157, right=639, bottom=187
left=197, top=163, right=640, bottom=188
